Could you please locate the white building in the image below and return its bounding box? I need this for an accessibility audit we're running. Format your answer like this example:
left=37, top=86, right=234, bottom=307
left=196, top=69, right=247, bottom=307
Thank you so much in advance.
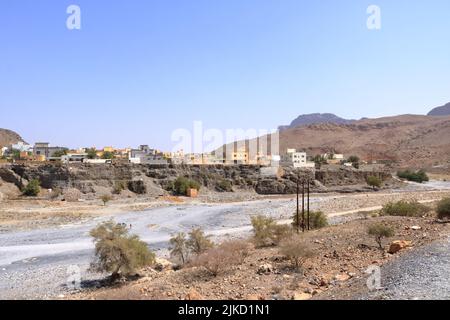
left=11, top=142, right=33, bottom=152
left=61, top=153, right=88, bottom=163
left=281, top=149, right=315, bottom=168
left=1, top=147, right=8, bottom=157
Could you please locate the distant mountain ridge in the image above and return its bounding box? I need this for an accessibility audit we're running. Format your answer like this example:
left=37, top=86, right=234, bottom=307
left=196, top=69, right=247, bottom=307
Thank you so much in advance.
left=279, top=113, right=355, bottom=130
left=428, top=102, right=450, bottom=116
left=0, top=129, right=25, bottom=147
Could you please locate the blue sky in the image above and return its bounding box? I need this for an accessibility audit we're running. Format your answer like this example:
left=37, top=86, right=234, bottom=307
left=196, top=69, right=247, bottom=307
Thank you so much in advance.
left=1, top=0, right=450, bottom=150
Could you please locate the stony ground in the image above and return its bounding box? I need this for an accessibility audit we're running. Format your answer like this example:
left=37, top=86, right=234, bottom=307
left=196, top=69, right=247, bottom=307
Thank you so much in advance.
left=316, top=234, right=450, bottom=300
left=72, top=214, right=450, bottom=301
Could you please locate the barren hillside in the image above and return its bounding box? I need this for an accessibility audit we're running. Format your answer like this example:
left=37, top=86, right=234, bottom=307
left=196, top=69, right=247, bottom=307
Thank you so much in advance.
left=280, top=115, right=450, bottom=168
left=0, top=128, right=24, bottom=147
left=222, top=115, right=450, bottom=169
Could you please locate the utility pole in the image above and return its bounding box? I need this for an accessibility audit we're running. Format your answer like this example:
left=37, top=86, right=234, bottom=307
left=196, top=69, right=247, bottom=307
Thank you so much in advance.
left=296, top=172, right=300, bottom=234
left=302, top=179, right=305, bottom=232
left=307, top=179, right=310, bottom=230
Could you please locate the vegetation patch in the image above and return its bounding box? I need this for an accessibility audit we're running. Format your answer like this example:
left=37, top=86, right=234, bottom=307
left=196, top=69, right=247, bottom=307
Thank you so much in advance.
left=381, top=200, right=430, bottom=217
left=397, top=170, right=429, bottom=183
left=436, top=197, right=450, bottom=219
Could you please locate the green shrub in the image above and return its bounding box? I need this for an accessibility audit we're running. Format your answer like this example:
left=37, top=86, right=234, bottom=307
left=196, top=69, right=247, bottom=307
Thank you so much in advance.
left=367, top=176, right=382, bottom=190
left=251, top=215, right=292, bottom=247
left=381, top=200, right=430, bottom=217
left=187, top=228, right=214, bottom=255
left=102, top=151, right=114, bottom=159
left=169, top=232, right=189, bottom=264
left=367, top=223, right=394, bottom=249
left=216, top=179, right=233, bottom=192
left=292, top=211, right=328, bottom=230
left=113, top=181, right=126, bottom=195
left=436, top=198, right=450, bottom=219
left=90, top=220, right=155, bottom=279
left=22, top=179, right=41, bottom=197
left=173, top=177, right=201, bottom=196
left=397, top=170, right=429, bottom=183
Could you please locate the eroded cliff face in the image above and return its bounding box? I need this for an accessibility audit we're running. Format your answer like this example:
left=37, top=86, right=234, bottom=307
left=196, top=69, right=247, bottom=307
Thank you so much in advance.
left=0, top=163, right=393, bottom=198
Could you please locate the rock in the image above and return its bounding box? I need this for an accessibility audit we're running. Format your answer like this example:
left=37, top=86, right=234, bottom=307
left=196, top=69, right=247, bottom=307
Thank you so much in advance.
left=334, top=273, right=351, bottom=282
left=388, top=240, right=413, bottom=254
left=257, top=263, right=273, bottom=275
left=411, top=226, right=422, bottom=231
left=292, top=292, right=312, bottom=300
left=185, top=288, right=204, bottom=300
left=154, top=258, right=174, bottom=272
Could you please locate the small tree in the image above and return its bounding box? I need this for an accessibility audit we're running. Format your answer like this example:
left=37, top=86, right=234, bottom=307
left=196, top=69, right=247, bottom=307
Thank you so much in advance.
left=52, top=149, right=68, bottom=158
left=169, top=232, right=189, bottom=264
left=216, top=179, right=233, bottom=192
left=367, top=176, right=382, bottom=190
left=22, top=179, right=41, bottom=197
left=348, top=155, right=360, bottom=164
left=367, top=223, right=394, bottom=250
left=173, top=177, right=201, bottom=196
left=90, top=220, right=155, bottom=279
left=280, top=235, right=315, bottom=271
left=251, top=215, right=277, bottom=247
left=100, top=194, right=112, bottom=206
left=85, top=148, right=98, bottom=159
left=436, top=197, right=450, bottom=220
left=187, top=228, right=214, bottom=255
left=102, top=151, right=114, bottom=160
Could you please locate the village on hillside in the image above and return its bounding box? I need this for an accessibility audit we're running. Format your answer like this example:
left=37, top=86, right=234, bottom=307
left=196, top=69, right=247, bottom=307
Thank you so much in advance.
left=0, top=141, right=369, bottom=170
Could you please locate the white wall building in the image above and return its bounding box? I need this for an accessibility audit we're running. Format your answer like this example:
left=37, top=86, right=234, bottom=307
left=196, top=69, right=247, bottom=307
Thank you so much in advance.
left=281, top=149, right=315, bottom=168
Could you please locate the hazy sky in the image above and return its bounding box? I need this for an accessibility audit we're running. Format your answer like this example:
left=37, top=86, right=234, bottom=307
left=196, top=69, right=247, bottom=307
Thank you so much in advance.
left=1, top=0, right=450, bottom=150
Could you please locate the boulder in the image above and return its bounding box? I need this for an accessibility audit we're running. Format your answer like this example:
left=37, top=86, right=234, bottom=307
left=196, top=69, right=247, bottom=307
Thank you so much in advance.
left=388, top=240, right=413, bottom=254
left=257, top=263, right=273, bottom=275
left=154, top=258, right=174, bottom=272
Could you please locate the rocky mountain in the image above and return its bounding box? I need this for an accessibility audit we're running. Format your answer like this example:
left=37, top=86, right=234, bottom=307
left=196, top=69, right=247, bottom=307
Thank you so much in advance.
left=222, top=114, right=450, bottom=169
left=0, top=129, right=25, bottom=147
left=279, top=113, right=355, bottom=131
left=428, top=102, right=450, bottom=116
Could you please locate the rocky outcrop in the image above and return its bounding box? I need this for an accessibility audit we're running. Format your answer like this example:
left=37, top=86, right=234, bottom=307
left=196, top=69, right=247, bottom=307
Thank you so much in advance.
left=2, top=163, right=393, bottom=197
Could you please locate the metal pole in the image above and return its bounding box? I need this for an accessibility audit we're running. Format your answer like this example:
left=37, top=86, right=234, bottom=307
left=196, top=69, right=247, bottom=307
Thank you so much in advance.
left=307, top=179, right=310, bottom=230
left=296, top=173, right=300, bottom=234
left=302, top=180, right=305, bottom=232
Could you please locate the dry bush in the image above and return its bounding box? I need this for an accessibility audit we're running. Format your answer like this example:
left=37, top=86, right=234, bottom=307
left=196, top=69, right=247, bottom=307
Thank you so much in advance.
left=437, top=198, right=450, bottom=219
left=63, top=188, right=82, bottom=202
left=100, top=194, right=112, bottom=206
left=279, top=235, right=315, bottom=271
left=192, top=240, right=251, bottom=276
left=251, top=215, right=290, bottom=247
left=187, top=228, right=214, bottom=255
left=48, top=187, right=62, bottom=200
